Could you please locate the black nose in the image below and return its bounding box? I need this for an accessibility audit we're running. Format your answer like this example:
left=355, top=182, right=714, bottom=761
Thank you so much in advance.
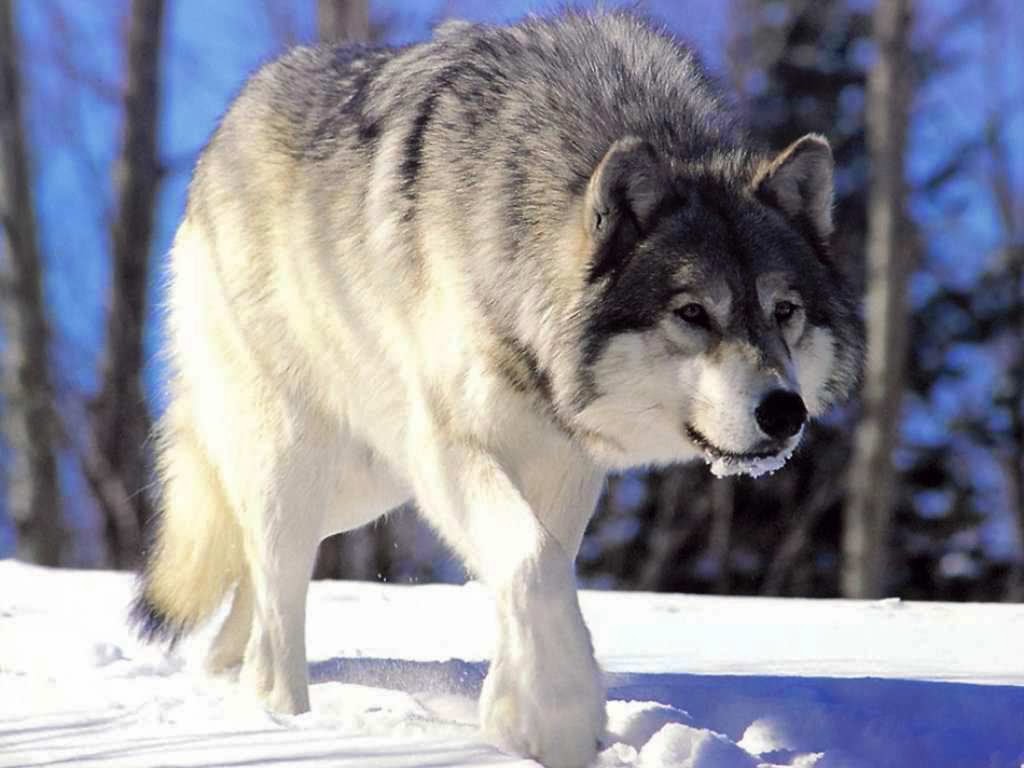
left=755, top=390, right=807, bottom=440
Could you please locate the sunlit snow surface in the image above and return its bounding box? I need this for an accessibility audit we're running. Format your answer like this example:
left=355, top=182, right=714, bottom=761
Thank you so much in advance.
left=2, top=561, right=1023, bottom=767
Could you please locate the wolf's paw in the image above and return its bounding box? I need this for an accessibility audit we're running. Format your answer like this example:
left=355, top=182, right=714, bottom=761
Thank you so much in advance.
left=239, top=662, right=310, bottom=715
left=480, top=647, right=606, bottom=768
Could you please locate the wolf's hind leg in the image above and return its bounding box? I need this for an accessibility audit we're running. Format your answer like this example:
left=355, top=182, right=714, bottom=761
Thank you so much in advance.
left=205, top=571, right=254, bottom=675
left=214, top=406, right=338, bottom=715
left=238, top=516, right=321, bottom=715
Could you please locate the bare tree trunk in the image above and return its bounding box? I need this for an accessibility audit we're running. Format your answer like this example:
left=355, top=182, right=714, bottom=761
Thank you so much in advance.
left=635, top=469, right=709, bottom=591
left=763, top=441, right=847, bottom=595
left=317, top=0, right=369, bottom=44
left=0, top=0, right=64, bottom=566
left=842, top=0, right=913, bottom=599
left=708, top=478, right=734, bottom=593
left=89, top=0, right=165, bottom=569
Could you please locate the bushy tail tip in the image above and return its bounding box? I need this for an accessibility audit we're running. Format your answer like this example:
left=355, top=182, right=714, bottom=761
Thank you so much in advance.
left=130, top=586, right=187, bottom=648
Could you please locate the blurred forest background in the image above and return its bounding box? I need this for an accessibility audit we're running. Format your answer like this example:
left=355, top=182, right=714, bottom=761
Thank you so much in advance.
left=1, top=0, right=1021, bottom=602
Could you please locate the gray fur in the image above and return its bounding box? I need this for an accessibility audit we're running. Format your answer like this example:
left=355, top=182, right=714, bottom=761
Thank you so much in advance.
left=193, top=10, right=861, bottom=425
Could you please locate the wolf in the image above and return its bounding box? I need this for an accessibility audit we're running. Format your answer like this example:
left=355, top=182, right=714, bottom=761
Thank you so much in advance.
left=132, top=10, right=863, bottom=768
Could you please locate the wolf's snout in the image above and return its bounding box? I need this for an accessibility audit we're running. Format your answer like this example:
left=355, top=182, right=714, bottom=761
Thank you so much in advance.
left=755, top=390, right=807, bottom=440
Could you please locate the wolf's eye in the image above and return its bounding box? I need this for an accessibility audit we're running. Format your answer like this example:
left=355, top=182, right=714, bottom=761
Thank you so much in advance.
left=774, top=301, right=800, bottom=323
left=676, top=302, right=710, bottom=328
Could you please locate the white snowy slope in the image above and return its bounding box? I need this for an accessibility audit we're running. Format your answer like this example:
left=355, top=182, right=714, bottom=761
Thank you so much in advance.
left=1, top=561, right=1023, bottom=768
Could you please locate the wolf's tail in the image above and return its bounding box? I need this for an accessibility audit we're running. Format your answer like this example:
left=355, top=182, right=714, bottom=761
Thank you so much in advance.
left=131, top=410, right=243, bottom=646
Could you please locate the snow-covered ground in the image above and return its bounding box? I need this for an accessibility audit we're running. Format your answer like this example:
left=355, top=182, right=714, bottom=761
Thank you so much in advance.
left=2, top=561, right=1023, bottom=768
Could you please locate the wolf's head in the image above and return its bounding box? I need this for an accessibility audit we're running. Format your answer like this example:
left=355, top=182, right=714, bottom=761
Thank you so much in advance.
left=569, top=134, right=864, bottom=476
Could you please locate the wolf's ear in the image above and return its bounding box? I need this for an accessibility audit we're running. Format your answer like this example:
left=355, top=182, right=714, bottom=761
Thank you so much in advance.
left=753, top=134, right=834, bottom=239
left=584, top=137, right=672, bottom=279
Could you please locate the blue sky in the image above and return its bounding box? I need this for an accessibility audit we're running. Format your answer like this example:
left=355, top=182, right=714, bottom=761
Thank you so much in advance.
left=5, top=0, right=1022, bottom=565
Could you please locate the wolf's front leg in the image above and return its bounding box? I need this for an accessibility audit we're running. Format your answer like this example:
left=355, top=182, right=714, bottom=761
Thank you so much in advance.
left=479, top=544, right=605, bottom=768
left=409, top=416, right=605, bottom=768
